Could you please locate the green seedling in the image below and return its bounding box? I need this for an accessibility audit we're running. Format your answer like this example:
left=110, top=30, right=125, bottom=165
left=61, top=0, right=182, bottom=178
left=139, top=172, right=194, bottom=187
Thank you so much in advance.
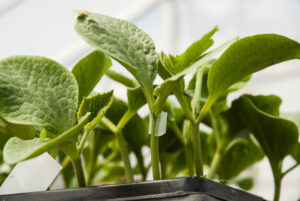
left=0, top=10, right=299, bottom=201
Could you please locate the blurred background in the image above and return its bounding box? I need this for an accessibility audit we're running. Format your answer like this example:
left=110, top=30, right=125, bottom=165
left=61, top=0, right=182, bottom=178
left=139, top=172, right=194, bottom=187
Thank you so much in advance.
left=0, top=0, right=299, bottom=200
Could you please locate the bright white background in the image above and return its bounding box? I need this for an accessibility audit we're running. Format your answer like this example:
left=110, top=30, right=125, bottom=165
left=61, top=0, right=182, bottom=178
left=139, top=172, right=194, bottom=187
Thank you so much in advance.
left=0, top=0, right=299, bottom=200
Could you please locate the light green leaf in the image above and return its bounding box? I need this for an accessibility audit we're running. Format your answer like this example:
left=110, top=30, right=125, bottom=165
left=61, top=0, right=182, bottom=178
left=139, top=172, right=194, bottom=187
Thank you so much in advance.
left=3, top=113, right=90, bottom=164
left=163, top=27, right=218, bottom=75
left=155, top=39, right=235, bottom=115
left=78, top=91, right=113, bottom=130
left=3, top=119, right=36, bottom=140
left=106, top=69, right=138, bottom=88
left=217, top=136, right=264, bottom=180
left=291, top=142, right=300, bottom=163
left=205, top=34, right=300, bottom=116
left=0, top=56, right=78, bottom=134
left=72, top=50, right=112, bottom=103
left=281, top=112, right=300, bottom=132
left=231, top=95, right=299, bottom=177
left=127, top=87, right=146, bottom=111
left=74, top=11, right=158, bottom=98
left=227, top=75, right=252, bottom=93
left=4, top=138, right=51, bottom=165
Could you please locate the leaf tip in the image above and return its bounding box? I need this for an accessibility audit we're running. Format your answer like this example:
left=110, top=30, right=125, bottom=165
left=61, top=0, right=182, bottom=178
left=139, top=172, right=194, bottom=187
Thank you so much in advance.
left=73, top=10, right=89, bottom=19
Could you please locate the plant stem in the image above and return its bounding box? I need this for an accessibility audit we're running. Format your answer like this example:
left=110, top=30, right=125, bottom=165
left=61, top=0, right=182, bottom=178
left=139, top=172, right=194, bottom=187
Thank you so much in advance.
left=101, top=116, right=134, bottom=182
left=77, top=129, right=90, bottom=152
left=170, top=121, right=185, bottom=144
left=184, top=144, right=195, bottom=176
left=142, top=86, right=161, bottom=180
left=116, top=131, right=134, bottom=182
left=191, top=122, right=203, bottom=176
left=136, top=150, right=147, bottom=181
left=270, top=162, right=282, bottom=201
left=209, top=110, right=221, bottom=144
left=273, top=176, right=281, bottom=201
left=170, top=121, right=194, bottom=176
left=281, top=163, right=299, bottom=178
left=174, top=89, right=194, bottom=123
left=70, top=154, right=86, bottom=187
left=207, top=150, right=222, bottom=179
left=150, top=114, right=161, bottom=180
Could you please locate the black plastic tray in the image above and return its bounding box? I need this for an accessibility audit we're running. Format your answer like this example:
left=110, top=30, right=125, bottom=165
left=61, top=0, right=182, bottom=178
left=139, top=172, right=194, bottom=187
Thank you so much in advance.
left=0, top=176, right=265, bottom=201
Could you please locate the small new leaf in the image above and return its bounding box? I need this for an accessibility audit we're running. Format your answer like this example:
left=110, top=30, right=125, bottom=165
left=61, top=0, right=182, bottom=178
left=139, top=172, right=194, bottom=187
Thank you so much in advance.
left=163, top=27, right=218, bottom=75
left=78, top=91, right=114, bottom=130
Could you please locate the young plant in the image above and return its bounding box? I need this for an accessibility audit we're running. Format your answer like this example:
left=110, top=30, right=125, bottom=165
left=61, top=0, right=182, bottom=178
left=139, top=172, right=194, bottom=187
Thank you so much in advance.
left=0, top=52, right=114, bottom=187
left=0, top=10, right=299, bottom=201
left=73, top=10, right=300, bottom=200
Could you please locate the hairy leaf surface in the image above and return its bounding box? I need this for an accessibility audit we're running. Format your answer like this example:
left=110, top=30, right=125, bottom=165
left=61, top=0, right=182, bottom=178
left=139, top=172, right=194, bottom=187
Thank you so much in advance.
left=78, top=91, right=113, bottom=130
left=74, top=11, right=158, bottom=98
left=0, top=56, right=78, bottom=134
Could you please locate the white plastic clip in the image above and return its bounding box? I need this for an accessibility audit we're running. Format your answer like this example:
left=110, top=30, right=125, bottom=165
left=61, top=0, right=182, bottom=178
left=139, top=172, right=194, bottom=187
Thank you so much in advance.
left=148, top=112, right=168, bottom=137
left=0, top=152, right=62, bottom=195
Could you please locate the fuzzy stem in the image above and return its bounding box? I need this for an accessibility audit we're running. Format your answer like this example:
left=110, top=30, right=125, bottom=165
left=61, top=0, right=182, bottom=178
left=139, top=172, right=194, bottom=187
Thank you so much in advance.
left=150, top=114, right=161, bottom=180
left=116, top=131, right=134, bottom=182
left=207, top=150, right=222, bottom=179
left=273, top=176, right=281, bottom=201
left=281, top=163, right=298, bottom=179
left=184, top=144, right=195, bottom=176
left=101, top=116, right=134, bottom=182
left=191, top=122, right=203, bottom=176
left=174, top=89, right=194, bottom=123
left=70, top=155, right=86, bottom=187
left=270, top=162, right=282, bottom=201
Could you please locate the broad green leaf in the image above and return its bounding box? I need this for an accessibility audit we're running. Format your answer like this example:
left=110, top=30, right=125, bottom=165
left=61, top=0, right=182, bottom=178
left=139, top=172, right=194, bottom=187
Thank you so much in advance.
left=74, top=11, right=158, bottom=98
left=205, top=34, right=300, bottom=116
left=4, top=138, right=51, bottom=164
left=72, top=50, right=112, bottom=102
left=3, top=120, right=35, bottom=140
left=281, top=112, right=300, bottom=132
left=227, top=75, right=251, bottom=93
left=163, top=27, right=218, bottom=75
left=217, top=136, right=264, bottom=180
left=3, top=113, right=90, bottom=164
left=127, top=87, right=146, bottom=111
left=221, top=95, right=282, bottom=142
left=78, top=91, right=113, bottom=130
left=246, top=95, right=282, bottom=116
left=291, top=142, right=300, bottom=163
left=106, top=69, right=138, bottom=88
left=231, top=95, right=299, bottom=177
left=0, top=56, right=78, bottom=134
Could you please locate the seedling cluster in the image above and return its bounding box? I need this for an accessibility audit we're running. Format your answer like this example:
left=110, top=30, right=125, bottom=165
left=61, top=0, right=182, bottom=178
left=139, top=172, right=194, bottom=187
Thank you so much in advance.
left=0, top=10, right=299, bottom=201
